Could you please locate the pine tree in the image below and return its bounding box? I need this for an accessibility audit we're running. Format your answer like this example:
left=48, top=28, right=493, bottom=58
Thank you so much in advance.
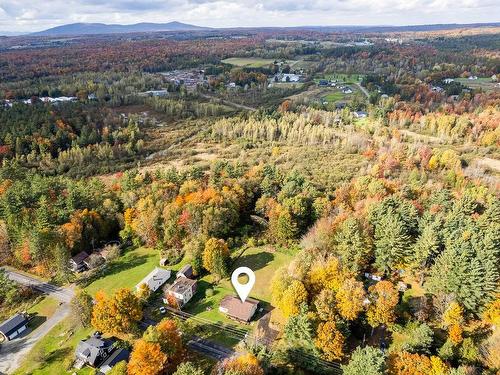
left=374, top=214, right=412, bottom=274
left=334, top=217, right=372, bottom=273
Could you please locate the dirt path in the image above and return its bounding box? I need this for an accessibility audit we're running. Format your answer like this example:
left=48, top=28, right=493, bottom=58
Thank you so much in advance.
left=199, top=93, right=257, bottom=111
left=355, top=82, right=370, bottom=97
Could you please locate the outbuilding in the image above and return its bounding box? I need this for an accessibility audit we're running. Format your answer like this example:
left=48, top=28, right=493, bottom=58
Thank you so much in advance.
left=0, top=313, right=29, bottom=342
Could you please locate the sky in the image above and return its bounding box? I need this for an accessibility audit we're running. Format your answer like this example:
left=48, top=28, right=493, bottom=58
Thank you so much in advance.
left=0, top=0, right=499, bottom=33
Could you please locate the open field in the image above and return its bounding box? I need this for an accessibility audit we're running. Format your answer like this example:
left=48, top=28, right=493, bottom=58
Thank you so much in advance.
left=221, top=246, right=295, bottom=303
left=84, top=246, right=161, bottom=297
left=456, top=77, right=500, bottom=91
left=222, top=57, right=296, bottom=68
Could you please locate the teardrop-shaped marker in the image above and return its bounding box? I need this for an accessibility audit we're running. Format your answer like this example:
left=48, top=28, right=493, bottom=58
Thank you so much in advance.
left=231, top=267, right=256, bottom=302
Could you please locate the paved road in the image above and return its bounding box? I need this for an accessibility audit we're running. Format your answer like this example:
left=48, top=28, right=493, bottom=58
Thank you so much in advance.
left=0, top=268, right=75, bottom=374
left=140, top=317, right=234, bottom=361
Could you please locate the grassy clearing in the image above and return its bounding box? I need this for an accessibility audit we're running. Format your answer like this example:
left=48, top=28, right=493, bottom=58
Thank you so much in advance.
left=13, top=319, right=93, bottom=375
left=84, top=246, right=161, bottom=297
left=322, top=91, right=345, bottom=103
left=27, top=296, right=61, bottom=331
left=222, top=57, right=295, bottom=68
left=456, top=77, right=499, bottom=92
left=222, top=246, right=295, bottom=303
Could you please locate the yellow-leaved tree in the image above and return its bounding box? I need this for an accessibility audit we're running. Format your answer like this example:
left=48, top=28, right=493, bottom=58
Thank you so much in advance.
left=315, top=320, right=345, bottom=360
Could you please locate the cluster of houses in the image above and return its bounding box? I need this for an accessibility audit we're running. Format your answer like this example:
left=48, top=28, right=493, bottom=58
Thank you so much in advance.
left=318, top=79, right=354, bottom=94
left=136, top=263, right=260, bottom=323
left=160, top=69, right=207, bottom=92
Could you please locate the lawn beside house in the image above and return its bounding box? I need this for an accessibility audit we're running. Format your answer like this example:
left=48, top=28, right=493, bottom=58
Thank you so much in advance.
left=84, top=246, right=161, bottom=297
left=13, top=318, right=93, bottom=375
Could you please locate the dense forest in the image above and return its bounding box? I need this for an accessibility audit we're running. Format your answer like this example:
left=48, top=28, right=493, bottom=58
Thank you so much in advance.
left=0, top=24, right=498, bottom=375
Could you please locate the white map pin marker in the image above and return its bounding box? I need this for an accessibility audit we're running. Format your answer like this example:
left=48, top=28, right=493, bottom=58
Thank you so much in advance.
left=231, top=267, right=255, bottom=302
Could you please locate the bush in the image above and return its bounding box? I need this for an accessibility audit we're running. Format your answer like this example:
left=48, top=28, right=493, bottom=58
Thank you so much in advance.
left=205, top=288, right=214, bottom=298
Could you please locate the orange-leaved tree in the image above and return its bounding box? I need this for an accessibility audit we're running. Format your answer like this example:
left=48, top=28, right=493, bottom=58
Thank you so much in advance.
left=128, top=339, right=167, bottom=375
left=91, top=288, right=143, bottom=337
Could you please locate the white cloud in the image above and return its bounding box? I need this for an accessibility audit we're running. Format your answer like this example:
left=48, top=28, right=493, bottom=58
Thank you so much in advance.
left=0, top=0, right=498, bottom=32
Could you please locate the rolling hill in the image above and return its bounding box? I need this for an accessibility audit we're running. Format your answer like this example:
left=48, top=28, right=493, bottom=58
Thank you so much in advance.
left=31, top=21, right=209, bottom=36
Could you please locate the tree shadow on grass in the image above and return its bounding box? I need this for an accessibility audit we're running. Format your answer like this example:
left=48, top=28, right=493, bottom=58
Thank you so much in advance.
left=28, top=313, right=47, bottom=331
left=37, top=347, right=72, bottom=371
left=234, top=252, right=273, bottom=272
left=80, top=254, right=150, bottom=287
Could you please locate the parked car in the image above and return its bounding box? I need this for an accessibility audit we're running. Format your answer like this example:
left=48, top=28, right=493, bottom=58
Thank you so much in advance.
left=159, top=307, right=167, bottom=314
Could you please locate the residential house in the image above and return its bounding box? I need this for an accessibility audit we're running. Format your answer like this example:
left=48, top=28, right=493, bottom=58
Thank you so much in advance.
left=219, top=295, right=259, bottom=323
left=70, top=251, right=90, bottom=273
left=353, top=111, right=368, bottom=118
left=469, top=75, right=478, bottom=80
left=98, top=348, right=130, bottom=374
left=164, top=277, right=197, bottom=307
left=443, top=78, right=455, bottom=84
left=177, top=264, right=194, bottom=279
left=75, top=333, right=115, bottom=368
left=136, top=267, right=171, bottom=293
left=342, top=87, right=353, bottom=94
left=318, top=79, right=329, bottom=86
left=281, top=73, right=301, bottom=82
left=0, top=313, right=29, bottom=342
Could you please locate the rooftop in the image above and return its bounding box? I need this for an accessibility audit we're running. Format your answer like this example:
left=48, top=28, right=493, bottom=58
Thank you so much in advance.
left=0, top=313, right=28, bottom=337
left=219, top=295, right=259, bottom=322
left=167, top=277, right=196, bottom=294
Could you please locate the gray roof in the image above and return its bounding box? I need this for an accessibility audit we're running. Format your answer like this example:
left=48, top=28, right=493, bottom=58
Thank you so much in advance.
left=71, top=251, right=90, bottom=264
left=76, top=335, right=114, bottom=367
left=98, top=348, right=130, bottom=374
left=177, top=264, right=193, bottom=278
left=0, top=313, right=28, bottom=337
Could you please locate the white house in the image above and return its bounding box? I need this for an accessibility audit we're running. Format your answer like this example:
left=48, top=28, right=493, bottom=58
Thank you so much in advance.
left=342, top=87, right=353, bottom=94
left=164, top=277, right=197, bottom=307
left=443, top=78, right=454, bottom=84
left=281, top=73, right=301, bottom=82
left=136, top=268, right=171, bottom=293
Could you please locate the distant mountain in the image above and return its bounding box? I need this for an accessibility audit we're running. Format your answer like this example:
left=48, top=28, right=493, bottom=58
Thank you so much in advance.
left=31, top=22, right=210, bottom=36
left=0, top=31, right=27, bottom=36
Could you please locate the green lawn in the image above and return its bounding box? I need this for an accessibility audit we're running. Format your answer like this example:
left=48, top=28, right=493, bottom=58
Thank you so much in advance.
left=177, top=246, right=294, bottom=347
left=322, top=91, right=345, bottom=103
left=456, top=77, right=499, bottom=92
left=84, top=246, right=161, bottom=297
left=221, top=246, right=295, bottom=303
left=27, top=296, right=60, bottom=331
left=13, top=319, right=93, bottom=375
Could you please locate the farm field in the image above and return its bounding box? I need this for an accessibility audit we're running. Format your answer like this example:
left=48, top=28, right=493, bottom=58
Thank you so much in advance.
left=222, top=57, right=297, bottom=67
left=456, top=77, right=500, bottom=91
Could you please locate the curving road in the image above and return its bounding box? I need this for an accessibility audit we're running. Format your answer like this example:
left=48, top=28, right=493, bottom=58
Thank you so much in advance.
left=0, top=268, right=74, bottom=374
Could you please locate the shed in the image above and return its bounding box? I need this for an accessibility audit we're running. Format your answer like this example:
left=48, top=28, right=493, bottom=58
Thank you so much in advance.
left=0, top=313, right=29, bottom=341
left=177, top=264, right=194, bottom=279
